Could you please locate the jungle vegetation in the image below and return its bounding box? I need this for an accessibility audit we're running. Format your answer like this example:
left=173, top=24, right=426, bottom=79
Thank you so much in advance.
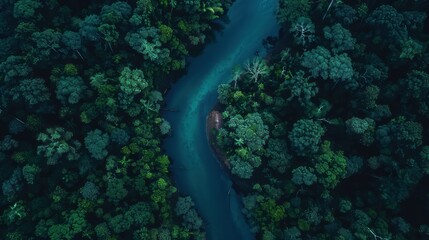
left=0, top=0, right=232, bottom=239
left=215, top=0, right=429, bottom=239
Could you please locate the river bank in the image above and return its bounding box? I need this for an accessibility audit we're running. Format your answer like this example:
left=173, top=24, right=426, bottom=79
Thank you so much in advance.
left=206, top=104, right=255, bottom=194
left=206, top=104, right=230, bottom=169
left=162, top=1, right=279, bottom=239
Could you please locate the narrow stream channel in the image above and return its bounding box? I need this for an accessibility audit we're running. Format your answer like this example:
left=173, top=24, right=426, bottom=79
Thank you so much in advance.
left=163, top=1, right=279, bottom=239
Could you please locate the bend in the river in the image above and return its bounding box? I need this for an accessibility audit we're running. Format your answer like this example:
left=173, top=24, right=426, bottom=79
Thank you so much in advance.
left=163, top=1, right=279, bottom=239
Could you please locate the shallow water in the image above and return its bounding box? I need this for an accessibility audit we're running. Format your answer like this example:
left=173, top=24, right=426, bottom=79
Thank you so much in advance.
left=163, top=1, right=279, bottom=239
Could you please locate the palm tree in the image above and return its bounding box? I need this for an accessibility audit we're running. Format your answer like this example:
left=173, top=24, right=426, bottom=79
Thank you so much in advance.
left=140, top=99, right=157, bottom=114
left=244, top=57, right=269, bottom=82
left=231, top=66, right=243, bottom=89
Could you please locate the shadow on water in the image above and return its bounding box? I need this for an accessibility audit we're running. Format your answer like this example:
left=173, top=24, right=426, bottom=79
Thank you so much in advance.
left=163, top=0, right=279, bottom=239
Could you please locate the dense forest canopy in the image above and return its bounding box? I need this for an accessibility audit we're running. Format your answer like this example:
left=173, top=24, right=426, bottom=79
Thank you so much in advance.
left=0, top=0, right=232, bottom=239
left=2, top=0, right=429, bottom=239
left=213, top=0, right=429, bottom=239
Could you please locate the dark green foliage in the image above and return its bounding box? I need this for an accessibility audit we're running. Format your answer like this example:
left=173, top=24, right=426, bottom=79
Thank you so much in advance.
left=392, top=217, right=410, bottom=234
left=106, top=178, right=128, bottom=204
left=62, top=31, right=82, bottom=51
left=37, top=128, right=81, bottom=165
left=10, top=78, right=50, bottom=105
left=346, top=117, right=373, bottom=135
left=0, top=135, right=18, bottom=151
left=277, top=0, right=310, bottom=24
left=94, top=223, right=110, bottom=239
left=56, top=76, right=87, bottom=105
left=0, top=56, right=32, bottom=83
left=2, top=201, right=27, bottom=225
left=314, top=141, right=347, bottom=189
left=280, top=70, right=318, bottom=106
left=265, top=139, right=291, bottom=174
left=345, top=117, right=375, bottom=146
left=288, top=119, right=325, bottom=156
left=31, top=29, right=62, bottom=62
left=213, top=1, right=429, bottom=238
left=84, top=129, right=109, bottom=160
left=230, top=154, right=262, bottom=179
left=402, top=11, right=427, bottom=31
left=284, top=227, right=301, bottom=240
left=108, top=214, right=131, bottom=233
left=255, top=198, right=285, bottom=229
left=61, top=31, right=84, bottom=59
left=301, top=46, right=331, bottom=80
left=22, top=164, right=40, bottom=184
left=129, top=0, right=154, bottom=27
left=226, top=113, right=269, bottom=152
left=377, top=117, right=423, bottom=152
left=328, top=53, right=354, bottom=84
left=159, top=119, right=171, bottom=135
left=323, top=23, right=356, bottom=53
left=100, top=1, right=132, bottom=24
left=13, top=0, right=40, bottom=19
left=291, top=166, right=317, bottom=186
left=367, top=5, right=407, bottom=42
left=400, top=38, right=424, bottom=60
left=333, top=4, right=357, bottom=25
left=125, top=27, right=170, bottom=64
left=80, top=181, right=99, bottom=201
left=301, top=47, right=355, bottom=85
left=118, top=67, right=149, bottom=95
left=359, top=56, right=389, bottom=84
left=110, top=128, right=130, bottom=146
left=175, top=196, right=203, bottom=230
left=0, top=0, right=227, bottom=237
left=217, top=83, right=231, bottom=104
left=1, top=0, right=428, bottom=239
left=400, top=70, right=429, bottom=117
left=2, top=169, right=22, bottom=200
left=124, top=202, right=154, bottom=226
left=345, top=155, right=363, bottom=177
left=98, top=24, right=119, bottom=47
left=79, top=15, right=101, bottom=42
left=339, top=199, right=352, bottom=213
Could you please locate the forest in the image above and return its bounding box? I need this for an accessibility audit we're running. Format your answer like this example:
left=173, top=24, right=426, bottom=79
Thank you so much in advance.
left=213, top=0, right=429, bottom=239
left=0, top=0, right=232, bottom=239
left=2, top=0, right=429, bottom=240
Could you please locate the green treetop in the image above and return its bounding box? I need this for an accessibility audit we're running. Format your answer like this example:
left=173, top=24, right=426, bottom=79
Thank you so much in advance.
left=37, top=127, right=81, bottom=165
left=10, top=78, right=50, bottom=106
left=118, top=67, right=149, bottom=96
left=314, top=141, right=347, bottom=189
left=13, top=0, right=40, bottom=19
left=56, top=76, right=87, bottom=105
left=291, top=166, right=317, bottom=186
left=301, top=47, right=354, bottom=84
left=84, top=129, right=109, bottom=160
left=288, top=119, right=325, bottom=156
left=280, top=70, right=318, bottom=106
left=226, top=113, right=269, bottom=152
left=31, top=29, right=62, bottom=62
left=323, top=23, right=356, bottom=53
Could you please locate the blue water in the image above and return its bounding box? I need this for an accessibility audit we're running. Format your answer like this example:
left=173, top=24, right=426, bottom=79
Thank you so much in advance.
left=163, top=1, right=279, bottom=239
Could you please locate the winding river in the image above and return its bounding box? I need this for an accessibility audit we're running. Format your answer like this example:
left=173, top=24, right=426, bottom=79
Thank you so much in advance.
left=163, top=1, right=279, bottom=239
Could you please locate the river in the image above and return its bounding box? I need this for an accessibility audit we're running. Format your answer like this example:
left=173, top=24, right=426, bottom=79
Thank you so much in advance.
left=162, top=0, right=279, bottom=239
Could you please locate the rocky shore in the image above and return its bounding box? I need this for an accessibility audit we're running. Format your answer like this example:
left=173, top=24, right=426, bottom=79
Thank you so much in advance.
left=206, top=105, right=254, bottom=193
left=206, top=106, right=231, bottom=169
